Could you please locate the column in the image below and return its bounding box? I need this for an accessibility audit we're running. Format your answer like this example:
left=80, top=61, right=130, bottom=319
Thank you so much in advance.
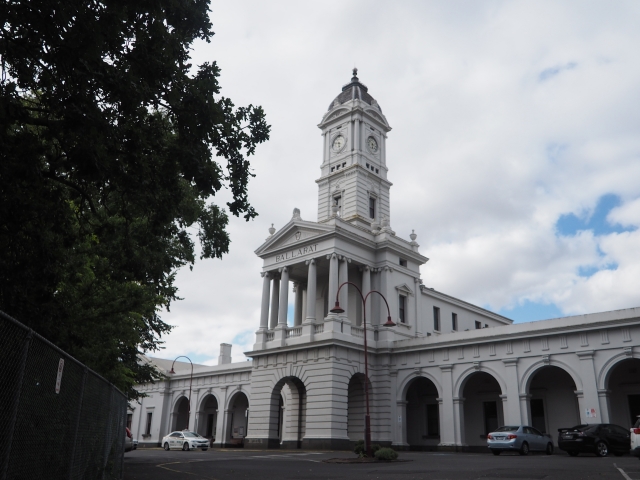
left=353, top=117, right=360, bottom=152
left=213, top=388, right=227, bottom=448
left=576, top=350, right=601, bottom=424
left=269, top=274, right=280, bottom=330
left=327, top=253, right=338, bottom=314
left=378, top=266, right=390, bottom=327
left=439, top=365, right=456, bottom=446
left=259, top=272, right=271, bottom=330
left=293, top=283, right=303, bottom=326
left=305, top=259, right=317, bottom=323
left=519, top=394, right=532, bottom=426
left=502, top=358, right=523, bottom=424
left=597, top=390, right=611, bottom=423
left=414, top=278, right=422, bottom=336
left=361, top=266, right=371, bottom=327
left=338, top=256, right=349, bottom=318
left=189, top=389, right=200, bottom=432
left=453, top=397, right=465, bottom=446
left=278, top=267, right=289, bottom=327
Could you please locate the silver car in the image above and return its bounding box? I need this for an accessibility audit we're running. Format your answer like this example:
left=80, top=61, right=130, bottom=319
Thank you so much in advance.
left=487, top=425, right=554, bottom=455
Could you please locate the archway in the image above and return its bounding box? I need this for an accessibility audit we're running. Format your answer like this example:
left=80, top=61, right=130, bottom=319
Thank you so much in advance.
left=172, top=396, right=189, bottom=431
left=267, top=377, right=306, bottom=449
left=526, top=366, right=579, bottom=444
left=461, top=372, right=503, bottom=446
left=347, top=373, right=367, bottom=442
left=225, top=391, right=249, bottom=447
left=606, top=358, right=640, bottom=428
left=197, top=394, right=218, bottom=441
left=405, top=377, right=440, bottom=450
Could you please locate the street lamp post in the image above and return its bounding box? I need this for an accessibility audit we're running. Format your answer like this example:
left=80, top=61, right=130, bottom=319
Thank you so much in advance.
left=169, top=356, right=194, bottom=431
left=330, top=281, right=396, bottom=458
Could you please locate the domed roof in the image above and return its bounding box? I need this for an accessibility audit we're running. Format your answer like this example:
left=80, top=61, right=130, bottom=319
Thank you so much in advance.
left=328, top=69, right=382, bottom=113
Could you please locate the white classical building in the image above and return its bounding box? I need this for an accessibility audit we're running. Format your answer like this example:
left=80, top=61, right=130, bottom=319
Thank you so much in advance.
left=130, top=71, right=640, bottom=451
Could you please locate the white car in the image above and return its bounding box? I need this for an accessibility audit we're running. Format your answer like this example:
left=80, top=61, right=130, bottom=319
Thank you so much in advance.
left=631, top=417, right=640, bottom=460
left=162, top=431, right=209, bottom=451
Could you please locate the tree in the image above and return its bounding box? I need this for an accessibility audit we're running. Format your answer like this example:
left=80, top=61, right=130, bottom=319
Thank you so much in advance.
left=0, top=0, right=270, bottom=399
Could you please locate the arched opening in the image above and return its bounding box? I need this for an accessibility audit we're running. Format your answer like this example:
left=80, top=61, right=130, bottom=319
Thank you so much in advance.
left=347, top=373, right=367, bottom=442
left=225, top=391, right=249, bottom=447
left=267, top=377, right=306, bottom=449
left=197, top=394, right=218, bottom=442
left=172, top=396, right=190, bottom=432
left=526, top=366, right=579, bottom=444
left=606, top=358, right=640, bottom=428
left=405, top=377, right=440, bottom=450
left=462, top=372, right=503, bottom=446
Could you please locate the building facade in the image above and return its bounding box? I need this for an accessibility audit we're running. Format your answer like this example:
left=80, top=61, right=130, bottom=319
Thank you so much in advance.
left=130, top=71, right=640, bottom=451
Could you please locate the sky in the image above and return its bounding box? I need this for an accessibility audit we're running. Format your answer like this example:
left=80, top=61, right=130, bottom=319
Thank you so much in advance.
left=155, top=0, right=640, bottom=365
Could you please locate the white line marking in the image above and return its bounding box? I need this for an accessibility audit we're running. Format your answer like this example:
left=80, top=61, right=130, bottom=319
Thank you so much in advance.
left=614, top=463, right=633, bottom=480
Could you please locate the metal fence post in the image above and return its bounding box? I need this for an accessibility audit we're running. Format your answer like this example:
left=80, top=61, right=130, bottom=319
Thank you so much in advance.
left=1, top=330, right=32, bottom=480
left=68, top=367, right=88, bottom=480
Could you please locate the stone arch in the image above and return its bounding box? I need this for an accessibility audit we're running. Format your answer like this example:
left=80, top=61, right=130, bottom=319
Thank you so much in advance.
left=598, top=351, right=640, bottom=390
left=458, top=370, right=504, bottom=447
left=523, top=365, right=580, bottom=441
left=171, top=395, right=190, bottom=432
left=196, top=393, right=219, bottom=439
left=404, top=375, right=440, bottom=450
left=265, top=376, right=307, bottom=449
left=224, top=390, right=249, bottom=447
left=454, top=366, right=506, bottom=399
left=520, top=360, right=583, bottom=395
left=601, top=355, right=640, bottom=428
left=397, top=371, right=443, bottom=403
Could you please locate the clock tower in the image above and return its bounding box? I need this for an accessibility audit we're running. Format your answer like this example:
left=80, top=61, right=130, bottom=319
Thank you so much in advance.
left=316, top=69, right=393, bottom=230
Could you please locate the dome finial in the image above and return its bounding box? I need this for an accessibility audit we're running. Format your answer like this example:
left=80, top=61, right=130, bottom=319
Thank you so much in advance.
left=352, top=67, right=358, bottom=81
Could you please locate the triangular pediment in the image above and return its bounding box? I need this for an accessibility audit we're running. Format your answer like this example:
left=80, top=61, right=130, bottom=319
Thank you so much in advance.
left=395, top=283, right=415, bottom=296
left=254, top=219, right=334, bottom=257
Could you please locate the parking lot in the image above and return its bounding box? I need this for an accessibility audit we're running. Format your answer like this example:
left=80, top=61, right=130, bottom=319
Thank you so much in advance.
left=124, top=448, right=640, bottom=480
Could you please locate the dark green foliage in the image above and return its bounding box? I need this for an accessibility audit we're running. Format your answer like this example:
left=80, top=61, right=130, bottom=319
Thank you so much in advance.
left=353, top=440, right=381, bottom=457
left=0, top=0, right=270, bottom=399
left=374, top=447, right=398, bottom=461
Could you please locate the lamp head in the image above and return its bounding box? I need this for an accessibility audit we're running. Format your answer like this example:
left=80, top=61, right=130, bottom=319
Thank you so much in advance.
left=383, top=316, right=396, bottom=327
left=330, top=302, right=345, bottom=314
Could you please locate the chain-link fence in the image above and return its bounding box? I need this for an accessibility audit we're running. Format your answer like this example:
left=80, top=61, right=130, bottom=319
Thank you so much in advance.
left=0, top=310, right=126, bottom=480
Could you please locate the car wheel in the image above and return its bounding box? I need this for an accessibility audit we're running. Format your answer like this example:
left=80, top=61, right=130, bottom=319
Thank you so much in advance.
left=519, top=442, right=529, bottom=456
left=163, top=442, right=170, bottom=451
left=595, top=441, right=608, bottom=457
left=568, top=451, right=579, bottom=457
left=491, top=450, right=501, bottom=456
left=183, top=442, right=190, bottom=451
left=545, top=443, right=554, bottom=455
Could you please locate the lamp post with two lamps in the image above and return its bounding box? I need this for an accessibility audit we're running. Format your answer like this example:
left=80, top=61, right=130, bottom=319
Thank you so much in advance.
left=169, top=356, right=194, bottom=431
left=330, top=281, right=396, bottom=458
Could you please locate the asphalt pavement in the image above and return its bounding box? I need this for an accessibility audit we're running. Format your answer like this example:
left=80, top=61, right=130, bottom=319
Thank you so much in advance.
left=124, top=448, right=640, bottom=480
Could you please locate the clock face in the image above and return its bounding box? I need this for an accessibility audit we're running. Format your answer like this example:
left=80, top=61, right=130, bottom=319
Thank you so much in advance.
left=332, top=135, right=346, bottom=152
left=367, top=136, right=378, bottom=153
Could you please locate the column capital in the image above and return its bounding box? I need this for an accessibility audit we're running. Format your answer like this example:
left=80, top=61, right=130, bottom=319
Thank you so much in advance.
left=260, top=271, right=271, bottom=279
left=305, top=258, right=316, bottom=265
left=519, top=393, right=532, bottom=400
left=279, top=266, right=288, bottom=273
left=452, top=397, right=465, bottom=405
left=359, top=265, right=371, bottom=272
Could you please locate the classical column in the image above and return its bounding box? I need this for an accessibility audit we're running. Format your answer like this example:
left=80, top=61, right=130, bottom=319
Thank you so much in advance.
left=278, top=267, right=289, bottom=327
left=338, top=256, right=349, bottom=318
left=502, top=358, right=523, bottom=424
left=439, top=365, right=456, bottom=446
left=259, top=272, right=271, bottom=330
left=414, top=278, right=422, bottom=336
left=378, top=266, right=390, bottom=326
left=353, top=117, right=360, bottom=152
left=327, top=253, right=338, bottom=314
left=453, top=397, right=465, bottom=446
left=269, top=274, right=280, bottom=330
left=361, top=266, right=371, bottom=327
left=305, top=259, right=317, bottom=323
left=293, top=283, right=303, bottom=327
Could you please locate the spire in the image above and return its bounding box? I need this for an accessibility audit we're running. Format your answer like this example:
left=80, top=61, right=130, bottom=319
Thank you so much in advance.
left=352, top=67, right=358, bottom=82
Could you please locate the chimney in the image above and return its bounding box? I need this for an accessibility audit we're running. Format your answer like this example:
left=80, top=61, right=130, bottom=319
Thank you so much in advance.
left=218, top=343, right=232, bottom=365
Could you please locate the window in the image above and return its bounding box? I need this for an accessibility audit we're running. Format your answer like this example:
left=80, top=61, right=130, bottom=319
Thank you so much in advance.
left=433, top=307, right=440, bottom=331
left=475, top=321, right=481, bottom=329
left=484, top=323, right=488, bottom=328
left=452, top=313, right=458, bottom=331
left=145, top=412, right=153, bottom=435
left=333, top=195, right=342, bottom=216
left=399, top=258, right=407, bottom=267
left=127, top=413, right=132, bottom=429
left=369, top=197, right=376, bottom=219
left=399, top=295, right=406, bottom=323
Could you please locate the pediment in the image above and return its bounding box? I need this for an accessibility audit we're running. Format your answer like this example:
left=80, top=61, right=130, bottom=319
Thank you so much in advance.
left=395, top=283, right=415, bottom=296
left=255, top=220, right=334, bottom=257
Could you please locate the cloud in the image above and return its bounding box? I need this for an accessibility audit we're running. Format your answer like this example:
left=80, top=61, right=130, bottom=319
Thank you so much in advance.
left=150, top=0, right=640, bottom=361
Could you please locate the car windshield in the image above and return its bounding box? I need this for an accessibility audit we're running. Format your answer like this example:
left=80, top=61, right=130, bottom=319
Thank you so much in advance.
left=182, top=432, right=202, bottom=438
left=494, top=426, right=520, bottom=432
